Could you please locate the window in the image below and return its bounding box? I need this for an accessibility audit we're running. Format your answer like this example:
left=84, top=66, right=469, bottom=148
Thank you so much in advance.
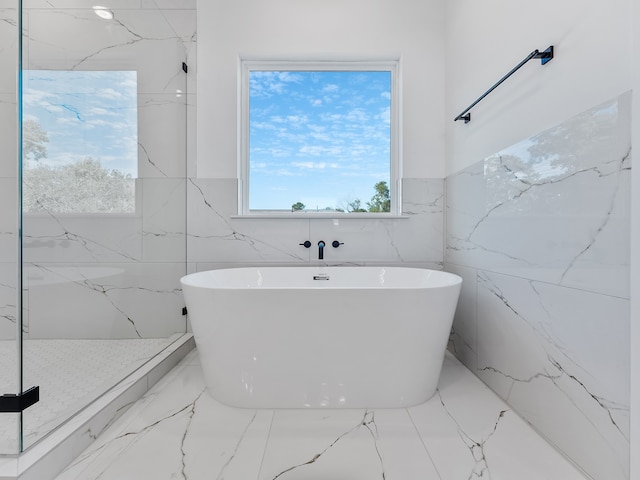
left=23, top=70, right=138, bottom=214
left=240, top=60, right=400, bottom=215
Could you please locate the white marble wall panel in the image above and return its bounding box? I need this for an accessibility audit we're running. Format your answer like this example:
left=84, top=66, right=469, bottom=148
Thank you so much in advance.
left=305, top=178, right=443, bottom=264
left=20, top=2, right=196, bottom=12
left=142, top=178, right=186, bottom=262
left=444, top=92, right=631, bottom=480
left=0, top=264, right=17, bottom=339
left=402, top=178, right=443, bottom=254
left=158, top=9, right=196, bottom=94
left=142, top=0, right=196, bottom=9
left=138, top=94, right=187, bottom=178
left=26, top=262, right=186, bottom=339
left=23, top=1, right=144, bottom=8
left=186, top=93, right=197, bottom=178
left=159, top=9, right=197, bottom=43
left=184, top=33, right=196, bottom=95
left=0, top=9, right=18, bottom=93
left=188, top=178, right=444, bottom=267
left=446, top=92, right=631, bottom=299
left=444, top=263, right=477, bottom=371
left=187, top=178, right=310, bottom=264
left=0, top=95, right=17, bottom=178
left=23, top=213, right=142, bottom=263
left=0, top=178, right=16, bottom=263
left=24, top=9, right=187, bottom=96
left=476, top=271, right=629, bottom=480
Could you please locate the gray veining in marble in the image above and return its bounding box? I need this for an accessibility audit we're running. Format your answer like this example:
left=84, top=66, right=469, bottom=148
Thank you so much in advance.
left=54, top=351, right=588, bottom=480
left=445, top=91, right=631, bottom=480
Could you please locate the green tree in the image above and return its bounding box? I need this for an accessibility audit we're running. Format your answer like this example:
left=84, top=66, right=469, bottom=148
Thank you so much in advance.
left=291, top=201, right=305, bottom=211
left=24, top=157, right=135, bottom=213
left=21, top=119, right=135, bottom=214
left=347, top=198, right=367, bottom=212
left=367, top=181, right=390, bottom=212
left=23, top=119, right=49, bottom=162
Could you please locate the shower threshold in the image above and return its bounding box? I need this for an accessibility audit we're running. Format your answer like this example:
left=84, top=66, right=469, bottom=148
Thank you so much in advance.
left=0, top=333, right=195, bottom=480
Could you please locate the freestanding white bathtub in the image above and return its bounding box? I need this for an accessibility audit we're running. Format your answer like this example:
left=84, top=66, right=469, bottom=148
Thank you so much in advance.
left=180, top=266, right=462, bottom=409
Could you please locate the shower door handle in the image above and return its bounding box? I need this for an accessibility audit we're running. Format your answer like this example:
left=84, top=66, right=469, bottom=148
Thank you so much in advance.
left=0, top=386, right=40, bottom=412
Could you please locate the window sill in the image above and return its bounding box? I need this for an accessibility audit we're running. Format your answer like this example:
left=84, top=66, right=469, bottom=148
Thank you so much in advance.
left=231, top=213, right=410, bottom=220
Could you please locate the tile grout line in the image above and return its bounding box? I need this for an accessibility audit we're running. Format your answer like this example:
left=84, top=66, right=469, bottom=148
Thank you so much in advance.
left=255, top=409, right=276, bottom=480
left=405, top=406, right=444, bottom=480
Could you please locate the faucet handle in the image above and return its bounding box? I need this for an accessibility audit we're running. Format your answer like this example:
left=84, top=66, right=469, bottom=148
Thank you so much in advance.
left=299, top=240, right=311, bottom=248
left=331, top=240, right=343, bottom=248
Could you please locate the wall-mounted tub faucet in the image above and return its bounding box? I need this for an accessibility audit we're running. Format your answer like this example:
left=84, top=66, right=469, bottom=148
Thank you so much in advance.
left=318, top=240, right=326, bottom=260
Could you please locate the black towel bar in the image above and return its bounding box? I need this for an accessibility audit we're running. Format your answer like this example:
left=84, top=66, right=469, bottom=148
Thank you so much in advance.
left=454, top=46, right=554, bottom=124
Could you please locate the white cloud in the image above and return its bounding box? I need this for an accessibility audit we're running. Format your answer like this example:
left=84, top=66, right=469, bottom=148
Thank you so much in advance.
left=378, top=106, right=391, bottom=125
left=322, top=84, right=339, bottom=93
left=286, top=115, right=308, bottom=125
left=250, top=71, right=303, bottom=97
left=276, top=169, right=302, bottom=177
left=293, top=161, right=340, bottom=169
left=88, top=107, right=119, bottom=117
left=297, top=145, right=343, bottom=157
left=97, top=88, right=124, bottom=99
left=252, top=121, right=278, bottom=130
left=346, top=108, right=368, bottom=122
left=87, top=119, right=111, bottom=127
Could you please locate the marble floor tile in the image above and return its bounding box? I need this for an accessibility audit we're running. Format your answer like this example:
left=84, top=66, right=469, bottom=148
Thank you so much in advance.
left=409, top=356, right=589, bottom=479
left=55, top=351, right=589, bottom=480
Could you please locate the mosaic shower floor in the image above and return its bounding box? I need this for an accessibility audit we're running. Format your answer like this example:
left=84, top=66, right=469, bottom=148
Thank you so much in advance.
left=0, top=337, right=179, bottom=452
left=55, top=350, right=590, bottom=480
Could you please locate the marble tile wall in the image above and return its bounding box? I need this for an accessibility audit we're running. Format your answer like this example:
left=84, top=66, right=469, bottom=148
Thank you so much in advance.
left=12, top=1, right=197, bottom=339
left=186, top=177, right=444, bottom=271
left=445, top=91, right=632, bottom=480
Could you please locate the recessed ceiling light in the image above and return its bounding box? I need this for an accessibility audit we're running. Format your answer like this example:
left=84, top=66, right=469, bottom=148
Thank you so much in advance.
left=93, top=6, right=114, bottom=20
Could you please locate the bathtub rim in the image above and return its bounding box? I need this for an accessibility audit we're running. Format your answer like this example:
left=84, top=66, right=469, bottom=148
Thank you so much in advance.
left=180, top=266, right=462, bottom=290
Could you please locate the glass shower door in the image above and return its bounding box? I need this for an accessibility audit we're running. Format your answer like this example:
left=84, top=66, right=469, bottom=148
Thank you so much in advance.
left=0, top=0, right=22, bottom=455
left=18, top=1, right=191, bottom=450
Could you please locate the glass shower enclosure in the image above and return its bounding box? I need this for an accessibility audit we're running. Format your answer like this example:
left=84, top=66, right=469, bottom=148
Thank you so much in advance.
left=0, top=0, right=193, bottom=455
left=0, top=0, right=22, bottom=455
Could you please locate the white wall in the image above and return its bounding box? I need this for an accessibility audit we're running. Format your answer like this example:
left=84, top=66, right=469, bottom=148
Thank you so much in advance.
left=445, top=0, right=632, bottom=174
left=197, top=0, right=446, bottom=179
left=192, top=0, right=447, bottom=270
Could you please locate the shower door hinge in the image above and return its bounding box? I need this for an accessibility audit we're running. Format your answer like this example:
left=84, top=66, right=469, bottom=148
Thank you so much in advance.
left=182, top=62, right=188, bottom=73
left=0, top=386, right=39, bottom=413
left=182, top=306, right=188, bottom=316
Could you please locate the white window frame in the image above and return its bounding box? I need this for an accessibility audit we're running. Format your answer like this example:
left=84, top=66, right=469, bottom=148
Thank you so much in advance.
left=238, top=59, right=402, bottom=216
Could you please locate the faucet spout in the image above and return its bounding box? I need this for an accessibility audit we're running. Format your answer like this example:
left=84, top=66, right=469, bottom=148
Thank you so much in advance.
left=318, top=240, right=325, bottom=260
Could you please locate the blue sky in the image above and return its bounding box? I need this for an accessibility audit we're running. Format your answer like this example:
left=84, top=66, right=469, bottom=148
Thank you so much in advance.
left=249, top=70, right=391, bottom=211
left=22, top=70, right=138, bottom=176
